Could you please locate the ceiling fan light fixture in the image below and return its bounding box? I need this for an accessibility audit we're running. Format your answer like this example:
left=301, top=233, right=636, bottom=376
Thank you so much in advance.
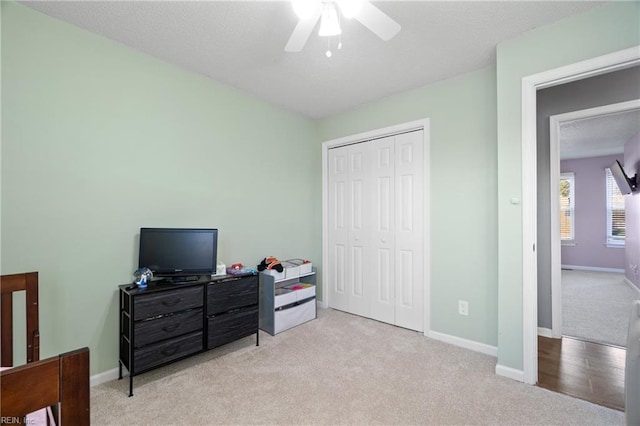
left=319, top=3, right=341, bottom=37
left=292, top=0, right=321, bottom=20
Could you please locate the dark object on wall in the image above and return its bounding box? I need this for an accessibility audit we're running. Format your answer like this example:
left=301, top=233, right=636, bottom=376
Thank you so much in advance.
left=610, top=159, right=637, bottom=194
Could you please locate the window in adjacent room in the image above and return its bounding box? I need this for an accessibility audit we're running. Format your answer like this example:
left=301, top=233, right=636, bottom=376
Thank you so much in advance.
left=560, top=172, right=575, bottom=243
left=606, top=167, right=625, bottom=246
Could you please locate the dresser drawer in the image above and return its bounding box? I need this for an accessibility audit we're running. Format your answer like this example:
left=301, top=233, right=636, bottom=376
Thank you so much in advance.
left=134, top=286, right=203, bottom=320
left=207, top=306, right=258, bottom=349
left=133, top=331, right=203, bottom=373
left=134, top=308, right=203, bottom=348
left=208, top=275, right=258, bottom=315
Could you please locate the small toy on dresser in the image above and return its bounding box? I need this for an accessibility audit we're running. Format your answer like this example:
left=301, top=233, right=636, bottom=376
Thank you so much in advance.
left=133, top=267, right=153, bottom=288
left=226, top=263, right=257, bottom=275
left=257, top=257, right=284, bottom=272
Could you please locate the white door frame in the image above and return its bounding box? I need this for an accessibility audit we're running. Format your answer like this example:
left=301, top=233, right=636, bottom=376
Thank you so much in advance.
left=321, top=118, right=431, bottom=335
left=549, top=99, right=640, bottom=338
left=522, top=46, right=640, bottom=385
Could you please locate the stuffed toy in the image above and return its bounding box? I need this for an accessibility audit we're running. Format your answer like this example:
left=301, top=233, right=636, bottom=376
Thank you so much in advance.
left=257, top=256, right=284, bottom=272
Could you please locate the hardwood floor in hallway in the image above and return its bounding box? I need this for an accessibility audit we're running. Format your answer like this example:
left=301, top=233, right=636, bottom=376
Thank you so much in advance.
left=538, top=336, right=625, bottom=411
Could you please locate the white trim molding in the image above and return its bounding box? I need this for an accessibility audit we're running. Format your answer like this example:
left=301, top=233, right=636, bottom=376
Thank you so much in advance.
left=495, top=364, right=524, bottom=382
left=90, top=367, right=120, bottom=387
left=537, top=327, right=554, bottom=338
left=625, top=278, right=640, bottom=295
left=561, top=265, right=625, bottom=274
left=427, top=330, right=498, bottom=357
left=521, top=45, right=640, bottom=386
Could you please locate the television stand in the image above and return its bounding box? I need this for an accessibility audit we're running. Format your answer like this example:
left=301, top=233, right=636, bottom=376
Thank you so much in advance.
left=118, top=273, right=259, bottom=396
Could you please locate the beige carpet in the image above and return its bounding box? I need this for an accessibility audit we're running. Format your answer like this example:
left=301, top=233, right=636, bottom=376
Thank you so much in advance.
left=562, top=269, right=640, bottom=347
left=92, top=308, right=623, bottom=425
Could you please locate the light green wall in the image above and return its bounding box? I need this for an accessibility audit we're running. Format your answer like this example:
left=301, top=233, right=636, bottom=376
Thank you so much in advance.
left=1, top=2, right=320, bottom=374
left=319, top=67, right=499, bottom=347
left=496, top=1, right=640, bottom=370
left=4, top=0, right=637, bottom=379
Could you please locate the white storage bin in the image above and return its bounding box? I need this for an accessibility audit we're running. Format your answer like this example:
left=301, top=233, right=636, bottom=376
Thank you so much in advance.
left=263, top=268, right=285, bottom=281
left=274, top=289, right=297, bottom=309
left=299, top=262, right=313, bottom=275
left=281, top=261, right=300, bottom=279
left=286, top=259, right=313, bottom=275
left=274, top=299, right=316, bottom=334
left=295, top=285, right=315, bottom=301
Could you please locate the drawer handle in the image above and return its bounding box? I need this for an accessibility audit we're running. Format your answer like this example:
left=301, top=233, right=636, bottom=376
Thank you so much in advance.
left=162, top=324, right=180, bottom=333
left=162, top=298, right=182, bottom=307
left=161, top=346, right=179, bottom=356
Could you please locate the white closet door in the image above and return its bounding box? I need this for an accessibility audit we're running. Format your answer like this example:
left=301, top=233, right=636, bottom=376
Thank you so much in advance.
left=327, top=129, right=425, bottom=332
left=347, top=143, right=372, bottom=318
left=327, top=147, right=349, bottom=312
left=369, top=136, right=396, bottom=325
left=394, top=131, right=424, bottom=332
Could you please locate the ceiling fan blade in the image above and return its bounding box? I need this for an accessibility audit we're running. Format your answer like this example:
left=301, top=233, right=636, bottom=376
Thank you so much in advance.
left=285, top=10, right=322, bottom=52
left=355, top=1, right=401, bottom=41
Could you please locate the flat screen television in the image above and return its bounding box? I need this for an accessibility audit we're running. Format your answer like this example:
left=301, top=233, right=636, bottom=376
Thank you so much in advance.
left=610, top=159, right=638, bottom=195
left=138, top=228, right=218, bottom=280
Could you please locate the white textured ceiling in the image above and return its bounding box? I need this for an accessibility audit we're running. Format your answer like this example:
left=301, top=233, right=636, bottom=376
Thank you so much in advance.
left=21, top=1, right=606, bottom=119
left=560, top=109, right=640, bottom=160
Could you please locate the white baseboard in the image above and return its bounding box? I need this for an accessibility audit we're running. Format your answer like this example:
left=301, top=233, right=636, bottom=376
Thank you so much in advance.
left=90, top=367, right=120, bottom=387
left=561, top=265, right=624, bottom=274
left=426, top=330, right=498, bottom=357
left=495, top=364, right=524, bottom=382
left=624, top=277, right=640, bottom=295
left=537, top=327, right=553, bottom=338
left=317, top=300, right=328, bottom=309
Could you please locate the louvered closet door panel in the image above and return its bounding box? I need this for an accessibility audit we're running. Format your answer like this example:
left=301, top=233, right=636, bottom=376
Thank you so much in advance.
left=394, top=130, right=425, bottom=332
left=328, top=147, right=349, bottom=312
left=347, top=143, right=372, bottom=318
left=369, top=136, right=396, bottom=325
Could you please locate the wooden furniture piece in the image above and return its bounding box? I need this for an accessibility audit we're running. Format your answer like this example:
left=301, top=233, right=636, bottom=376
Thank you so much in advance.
left=0, top=272, right=90, bottom=425
left=1, top=272, right=39, bottom=366
left=259, top=268, right=316, bottom=335
left=119, top=273, right=259, bottom=396
left=1, top=348, right=90, bottom=425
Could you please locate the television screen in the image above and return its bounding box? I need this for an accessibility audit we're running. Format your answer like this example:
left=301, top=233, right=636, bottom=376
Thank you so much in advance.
left=138, top=228, right=218, bottom=277
left=610, top=159, right=637, bottom=195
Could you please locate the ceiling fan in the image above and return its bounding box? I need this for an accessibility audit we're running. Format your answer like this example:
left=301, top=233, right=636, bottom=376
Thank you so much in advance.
left=285, top=0, right=401, bottom=54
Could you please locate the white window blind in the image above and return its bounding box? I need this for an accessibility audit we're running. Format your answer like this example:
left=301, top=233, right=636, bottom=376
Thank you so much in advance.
left=606, top=167, right=625, bottom=245
left=559, top=172, right=575, bottom=242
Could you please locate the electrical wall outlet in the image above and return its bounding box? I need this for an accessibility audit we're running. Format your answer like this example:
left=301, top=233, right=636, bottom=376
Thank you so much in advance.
left=458, top=300, right=469, bottom=316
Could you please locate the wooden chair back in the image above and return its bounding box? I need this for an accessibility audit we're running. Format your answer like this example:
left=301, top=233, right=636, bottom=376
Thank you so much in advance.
left=0, top=271, right=40, bottom=366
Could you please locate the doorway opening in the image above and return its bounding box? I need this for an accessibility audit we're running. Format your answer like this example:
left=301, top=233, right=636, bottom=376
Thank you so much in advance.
left=548, top=99, right=640, bottom=340
left=521, top=46, right=640, bottom=386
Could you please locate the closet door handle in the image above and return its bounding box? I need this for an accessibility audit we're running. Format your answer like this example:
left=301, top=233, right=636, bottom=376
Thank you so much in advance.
left=381, top=239, right=387, bottom=243
left=354, top=237, right=360, bottom=241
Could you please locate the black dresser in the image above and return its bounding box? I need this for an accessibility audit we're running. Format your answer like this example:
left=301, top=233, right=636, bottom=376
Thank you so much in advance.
left=118, top=273, right=258, bottom=396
